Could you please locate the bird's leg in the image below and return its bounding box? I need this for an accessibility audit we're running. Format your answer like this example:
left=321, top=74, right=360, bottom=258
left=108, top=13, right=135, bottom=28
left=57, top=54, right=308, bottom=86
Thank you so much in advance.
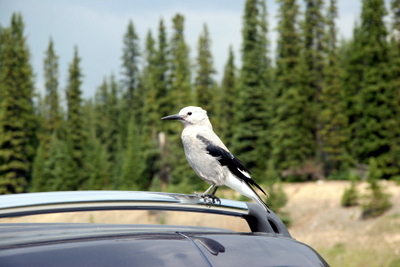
left=208, top=186, right=220, bottom=205
left=195, top=185, right=221, bottom=206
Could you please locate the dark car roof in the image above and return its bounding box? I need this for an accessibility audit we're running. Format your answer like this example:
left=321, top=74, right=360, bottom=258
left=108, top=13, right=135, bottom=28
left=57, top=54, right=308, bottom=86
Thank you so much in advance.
left=0, top=191, right=330, bottom=267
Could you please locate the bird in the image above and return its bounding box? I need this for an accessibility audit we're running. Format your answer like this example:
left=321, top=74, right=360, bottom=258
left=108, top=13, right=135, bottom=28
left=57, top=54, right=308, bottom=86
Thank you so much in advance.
left=161, top=106, right=270, bottom=213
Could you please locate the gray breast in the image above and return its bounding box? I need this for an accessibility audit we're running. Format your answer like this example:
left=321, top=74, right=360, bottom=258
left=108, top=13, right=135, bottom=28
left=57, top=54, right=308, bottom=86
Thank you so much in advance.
left=182, top=135, right=226, bottom=185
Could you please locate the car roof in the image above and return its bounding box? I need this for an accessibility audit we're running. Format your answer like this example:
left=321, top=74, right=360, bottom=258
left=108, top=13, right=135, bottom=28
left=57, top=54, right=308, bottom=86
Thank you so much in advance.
left=0, top=191, right=329, bottom=267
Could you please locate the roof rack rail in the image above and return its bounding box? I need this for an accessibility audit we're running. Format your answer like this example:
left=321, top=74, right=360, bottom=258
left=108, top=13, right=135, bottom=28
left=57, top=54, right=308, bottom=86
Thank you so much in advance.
left=0, top=191, right=291, bottom=237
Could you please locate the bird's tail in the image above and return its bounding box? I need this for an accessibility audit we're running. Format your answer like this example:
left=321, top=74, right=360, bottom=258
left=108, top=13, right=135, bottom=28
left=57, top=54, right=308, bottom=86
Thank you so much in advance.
left=250, top=191, right=271, bottom=213
left=225, top=174, right=270, bottom=213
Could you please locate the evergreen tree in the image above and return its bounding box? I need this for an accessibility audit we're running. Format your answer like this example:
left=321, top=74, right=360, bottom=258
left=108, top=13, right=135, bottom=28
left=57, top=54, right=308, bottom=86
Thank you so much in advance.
left=154, top=19, right=171, bottom=122
left=319, top=0, right=348, bottom=176
left=120, top=116, right=146, bottom=190
left=65, top=47, right=86, bottom=189
left=142, top=30, right=158, bottom=140
left=120, top=20, right=141, bottom=145
left=31, top=142, right=46, bottom=192
left=303, top=0, right=325, bottom=169
left=42, top=38, right=62, bottom=144
left=194, top=24, right=216, bottom=116
left=31, top=38, right=62, bottom=192
left=341, top=26, right=364, bottom=167
left=83, top=100, right=112, bottom=190
left=91, top=78, right=119, bottom=189
left=271, top=0, right=313, bottom=175
left=0, top=14, right=37, bottom=194
left=219, top=46, right=237, bottom=146
left=154, top=19, right=171, bottom=191
left=389, top=0, right=400, bottom=180
left=43, top=135, right=77, bottom=191
left=341, top=173, right=359, bottom=207
left=167, top=14, right=198, bottom=192
left=361, top=158, right=392, bottom=219
left=141, top=30, right=161, bottom=189
left=121, top=20, right=140, bottom=111
left=107, top=74, right=122, bottom=183
left=232, top=0, right=272, bottom=176
left=169, top=14, right=193, bottom=108
left=351, top=0, right=396, bottom=177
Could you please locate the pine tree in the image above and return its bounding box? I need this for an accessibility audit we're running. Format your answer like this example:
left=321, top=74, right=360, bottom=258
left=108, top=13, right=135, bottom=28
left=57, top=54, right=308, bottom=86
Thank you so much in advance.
left=120, top=116, right=146, bottom=190
left=232, top=0, right=272, bottom=176
left=120, top=20, right=141, bottom=145
left=271, top=0, right=313, bottom=175
left=92, top=76, right=120, bottom=189
left=154, top=19, right=171, bottom=191
left=31, top=38, right=62, bottom=192
left=154, top=19, right=171, bottom=121
left=83, top=100, right=112, bottom=190
left=31, top=142, right=46, bottom=192
left=166, top=14, right=198, bottom=192
left=194, top=24, right=216, bottom=116
left=142, top=30, right=158, bottom=140
left=140, top=30, right=161, bottom=189
left=0, top=14, right=37, bottom=194
left=361, top=158, right=392, bottom=219
left=169, top=14, right=193, bottom=108
left=319, top=0, right=348, bottom=176
left=351, top=0, right=396, bottom=177
left=389, top=0, right=400, bottom=180
left=219, top=46, right=237, bottom=146
left=121, top=20, right=140, bottom=111
left=42, top=38, right=62, bottom=145
left=107, top=74, right=122, bottom=182
left=65, top=47, right=86, bottom=189
left=342, top=26, right=364, bottom=167
left=303, top=0, right=326, bottom=172
left=43, top=136, right=77, bottom=191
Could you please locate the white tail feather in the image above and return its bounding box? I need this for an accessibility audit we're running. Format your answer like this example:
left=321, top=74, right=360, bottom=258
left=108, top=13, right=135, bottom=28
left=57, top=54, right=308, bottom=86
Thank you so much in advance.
left=224, top=174, right=270, bottom=212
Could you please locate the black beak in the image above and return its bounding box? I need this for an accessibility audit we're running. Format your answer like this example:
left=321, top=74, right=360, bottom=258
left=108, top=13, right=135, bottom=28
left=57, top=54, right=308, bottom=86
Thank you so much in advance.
left=161, top=114, right=182, bottom=121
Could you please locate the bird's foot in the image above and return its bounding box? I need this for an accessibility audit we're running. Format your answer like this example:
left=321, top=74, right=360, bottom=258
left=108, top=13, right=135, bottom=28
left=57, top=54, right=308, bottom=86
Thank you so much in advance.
left=195, top=192, right=221, bottom=206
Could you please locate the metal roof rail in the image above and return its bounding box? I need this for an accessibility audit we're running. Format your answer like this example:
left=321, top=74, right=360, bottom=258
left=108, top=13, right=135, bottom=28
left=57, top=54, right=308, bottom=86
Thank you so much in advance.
left=0, top=191, right=291, bottom=237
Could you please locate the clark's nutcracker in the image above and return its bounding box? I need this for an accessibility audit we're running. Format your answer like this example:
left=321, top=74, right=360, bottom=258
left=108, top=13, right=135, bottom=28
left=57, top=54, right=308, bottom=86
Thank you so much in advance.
left=162, top=106, right=270, bottom=213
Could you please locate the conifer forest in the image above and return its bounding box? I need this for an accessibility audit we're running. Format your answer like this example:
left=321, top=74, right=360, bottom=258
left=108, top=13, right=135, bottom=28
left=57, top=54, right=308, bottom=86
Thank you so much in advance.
left=1, top=0, right=400, bottom=195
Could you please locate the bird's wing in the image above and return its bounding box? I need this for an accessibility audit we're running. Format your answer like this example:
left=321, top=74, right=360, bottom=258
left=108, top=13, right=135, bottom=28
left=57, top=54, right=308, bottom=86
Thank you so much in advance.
left=196, top=134, right=267, bottom=196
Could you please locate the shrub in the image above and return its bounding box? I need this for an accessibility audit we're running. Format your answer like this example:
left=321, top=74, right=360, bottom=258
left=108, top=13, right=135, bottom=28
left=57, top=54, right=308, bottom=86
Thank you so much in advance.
left=360, top=158, right=392, bottom=219
left=341, top=174, right=359, bottom=207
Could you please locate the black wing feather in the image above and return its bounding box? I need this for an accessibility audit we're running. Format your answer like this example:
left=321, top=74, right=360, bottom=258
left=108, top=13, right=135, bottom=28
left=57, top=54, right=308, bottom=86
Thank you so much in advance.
left=197, top=134, right=266, bottom=196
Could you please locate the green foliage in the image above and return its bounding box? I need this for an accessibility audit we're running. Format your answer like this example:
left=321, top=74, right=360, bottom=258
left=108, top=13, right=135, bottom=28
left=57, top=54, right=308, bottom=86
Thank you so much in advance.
left=120, top=116, right=146, bottom=190
left=232, top=0, right=271, bottom=177
left=361, top=158, right=392, bottom=219
left=264, top=160, right=291, bottom=226
left=194, top=24, right=216, bottom=116
left=165, top=14, right=200, bottom=192
left=43, top=136, right=77, bottom=191
left=302, top=0, right=325, bottom=173
left=271, top=0, right=314, bottom=176
left=121, top=20, right=140, bottom=111
left=65, top=47, right=87, bottom=189
left=42, top=38, right=62, bottom=140
left=3, top=5, right=400, bottom=195
left=341, top=174, right=359, bottom=207
left=320, top=0, right=349, bottom=175
left=350, top=0, right=397, bottom=178
left=0, top=14, right=37, bottom=194
left=218, top=47, right=237, bottom=146
left=169, top=14, right=193, bottom=107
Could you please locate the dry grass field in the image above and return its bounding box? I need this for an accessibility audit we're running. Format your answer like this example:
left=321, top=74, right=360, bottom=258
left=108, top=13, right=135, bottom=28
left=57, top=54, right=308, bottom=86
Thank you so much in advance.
left=1, top=181, right=399, bottom=267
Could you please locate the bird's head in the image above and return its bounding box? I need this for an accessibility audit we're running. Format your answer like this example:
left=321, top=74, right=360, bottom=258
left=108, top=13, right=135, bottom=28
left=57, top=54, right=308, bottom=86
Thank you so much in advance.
left=161, top=106, right=211, bottom=127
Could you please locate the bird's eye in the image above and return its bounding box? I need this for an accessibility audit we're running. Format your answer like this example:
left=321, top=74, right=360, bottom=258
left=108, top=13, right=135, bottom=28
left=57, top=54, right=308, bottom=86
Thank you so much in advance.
left=187, top=112, right=192, bottom=116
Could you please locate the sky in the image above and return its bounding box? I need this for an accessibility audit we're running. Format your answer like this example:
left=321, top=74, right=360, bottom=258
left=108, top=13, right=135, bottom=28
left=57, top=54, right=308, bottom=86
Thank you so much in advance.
left=0, top=0, right=391, bottom=99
